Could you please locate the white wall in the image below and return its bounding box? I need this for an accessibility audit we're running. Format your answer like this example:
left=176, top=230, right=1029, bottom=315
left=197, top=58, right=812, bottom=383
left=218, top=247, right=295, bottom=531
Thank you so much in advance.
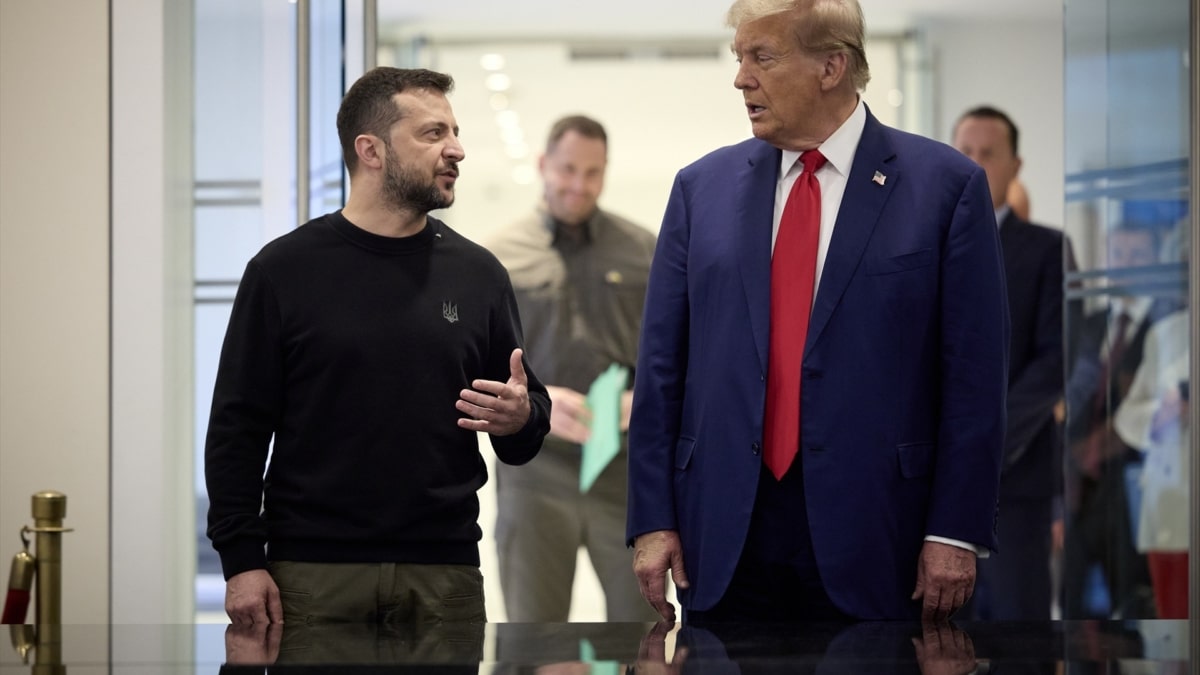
left=0, top=0, right=111, bottom=625
left=414, top=36, right=909, bottom=247
left=923, top=17, right=1066, bottom=228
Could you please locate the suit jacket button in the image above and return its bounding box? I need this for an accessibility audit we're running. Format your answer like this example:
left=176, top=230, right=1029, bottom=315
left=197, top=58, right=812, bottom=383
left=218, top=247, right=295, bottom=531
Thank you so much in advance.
left=751, top=442, right=761, bottom=455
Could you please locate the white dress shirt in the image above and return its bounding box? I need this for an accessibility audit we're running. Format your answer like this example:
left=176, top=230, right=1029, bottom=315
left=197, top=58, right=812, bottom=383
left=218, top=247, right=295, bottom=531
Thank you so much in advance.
left=771, top=98, right=986, bottom=557
left=772, top=97, right=866, bottom=301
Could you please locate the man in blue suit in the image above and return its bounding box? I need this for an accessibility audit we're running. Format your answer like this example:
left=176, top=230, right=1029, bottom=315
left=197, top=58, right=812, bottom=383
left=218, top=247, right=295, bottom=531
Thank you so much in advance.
left=953, top=106, right=1065, bottom=620
left=627, top=0, right=1009, bottom=622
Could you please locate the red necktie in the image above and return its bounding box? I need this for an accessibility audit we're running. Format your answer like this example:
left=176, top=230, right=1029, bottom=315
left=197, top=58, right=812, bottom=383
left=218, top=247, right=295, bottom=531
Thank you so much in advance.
left=764, top=150, right=826, bottom=481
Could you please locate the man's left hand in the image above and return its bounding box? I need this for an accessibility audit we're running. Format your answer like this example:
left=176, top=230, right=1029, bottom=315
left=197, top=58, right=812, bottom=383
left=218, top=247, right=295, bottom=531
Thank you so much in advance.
left=457, top=348, right=532, bottom=435
left=911, top=541, right=976, bottom=621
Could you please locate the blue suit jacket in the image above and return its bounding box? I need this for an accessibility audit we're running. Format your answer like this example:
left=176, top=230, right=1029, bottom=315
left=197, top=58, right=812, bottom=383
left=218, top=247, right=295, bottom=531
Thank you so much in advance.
left=627, top=108, right=1010, bottom=619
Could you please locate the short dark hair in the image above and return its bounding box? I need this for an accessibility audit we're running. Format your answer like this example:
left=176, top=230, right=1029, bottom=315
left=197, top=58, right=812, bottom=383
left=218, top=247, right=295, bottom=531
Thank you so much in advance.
left=545, top=115, right=607, bottom=154
left=956, top=105, right=1019, bottom=157
left=336, top=67, right=455, bottom=173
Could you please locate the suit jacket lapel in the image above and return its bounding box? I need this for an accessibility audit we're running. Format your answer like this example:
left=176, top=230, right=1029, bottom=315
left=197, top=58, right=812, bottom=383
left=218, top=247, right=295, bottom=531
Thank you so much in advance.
left=737, top=141, right=783, bottom=373
left=805, top=111, right=898, bottom=358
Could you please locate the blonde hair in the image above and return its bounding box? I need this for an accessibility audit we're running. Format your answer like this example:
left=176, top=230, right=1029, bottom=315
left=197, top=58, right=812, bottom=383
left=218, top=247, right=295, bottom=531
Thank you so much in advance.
left=726, top=0, right=871, bottom=91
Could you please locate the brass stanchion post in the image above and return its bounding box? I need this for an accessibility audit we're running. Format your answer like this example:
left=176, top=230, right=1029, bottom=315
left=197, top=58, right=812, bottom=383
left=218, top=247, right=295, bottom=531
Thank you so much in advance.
left=5, top=491, right=70, bottom=671
left=30, top=492, right=67, bottom=675
left=30, top=492, right=66, bottom=626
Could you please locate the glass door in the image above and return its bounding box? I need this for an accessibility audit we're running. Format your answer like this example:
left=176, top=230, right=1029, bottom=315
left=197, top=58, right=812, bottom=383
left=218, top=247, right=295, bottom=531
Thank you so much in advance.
left=1061, top=0, right=1193, bottom=630
left=192, top=0, right=354, bottom=620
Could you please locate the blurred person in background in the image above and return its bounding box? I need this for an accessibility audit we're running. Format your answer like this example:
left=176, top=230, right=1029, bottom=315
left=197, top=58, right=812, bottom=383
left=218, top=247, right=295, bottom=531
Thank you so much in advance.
left=1063, top=220, right=1175, bottom=618
left=953, top=105, right=1065, bottom=620
left=487, top=115, right=659, bottom=622
left=1113, top=221, right=1191, bottom=619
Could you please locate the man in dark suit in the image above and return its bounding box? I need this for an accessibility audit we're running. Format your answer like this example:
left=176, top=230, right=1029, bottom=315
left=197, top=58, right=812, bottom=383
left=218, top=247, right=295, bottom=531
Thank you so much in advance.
left=627, top=0, right=1009, bottom=623
left=1063, top=222, right=1172, bottom=619
left=953, top=106, right=1065, bottom=620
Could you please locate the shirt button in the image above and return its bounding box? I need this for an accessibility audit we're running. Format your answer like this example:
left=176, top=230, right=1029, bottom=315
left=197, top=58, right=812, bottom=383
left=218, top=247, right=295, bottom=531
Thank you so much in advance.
left=751, top=442, right=761, bottom=455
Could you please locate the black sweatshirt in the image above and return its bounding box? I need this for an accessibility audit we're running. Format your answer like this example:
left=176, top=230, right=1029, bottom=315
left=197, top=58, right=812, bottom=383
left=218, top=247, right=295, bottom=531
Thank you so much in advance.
left=205, top=211, right=550, bottom=579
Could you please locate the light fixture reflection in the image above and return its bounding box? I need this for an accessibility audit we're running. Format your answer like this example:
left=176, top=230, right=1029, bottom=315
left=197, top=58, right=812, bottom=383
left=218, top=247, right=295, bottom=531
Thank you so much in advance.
left=485, top=73, right=512, bottom=92
left=495, top=110, right=520, bottom=128
left=480, top=53, right=506, bottom=71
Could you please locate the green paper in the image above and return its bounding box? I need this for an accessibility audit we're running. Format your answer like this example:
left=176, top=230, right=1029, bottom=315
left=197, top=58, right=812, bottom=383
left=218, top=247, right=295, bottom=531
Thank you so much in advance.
left=579, top=638, right=620, bottom=675
left=580, top=363, right=629, bottom=493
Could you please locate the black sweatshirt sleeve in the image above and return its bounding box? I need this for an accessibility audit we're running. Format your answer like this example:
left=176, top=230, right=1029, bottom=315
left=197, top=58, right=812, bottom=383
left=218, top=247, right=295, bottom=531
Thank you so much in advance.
left=488, top=277, right=550, bottom=465
left=204, top=259, right=284, bottom=579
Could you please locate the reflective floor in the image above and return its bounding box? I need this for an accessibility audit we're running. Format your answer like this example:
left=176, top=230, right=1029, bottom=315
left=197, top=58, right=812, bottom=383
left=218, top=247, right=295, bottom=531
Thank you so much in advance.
left=0, top=620, right=1191, bottom=674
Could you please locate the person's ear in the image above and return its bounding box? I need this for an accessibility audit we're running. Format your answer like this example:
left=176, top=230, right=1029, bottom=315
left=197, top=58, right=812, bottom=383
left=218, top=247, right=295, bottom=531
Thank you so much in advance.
left=355, top=134, right=385, bottom=171
left=820, top=51, right=849, bottom=91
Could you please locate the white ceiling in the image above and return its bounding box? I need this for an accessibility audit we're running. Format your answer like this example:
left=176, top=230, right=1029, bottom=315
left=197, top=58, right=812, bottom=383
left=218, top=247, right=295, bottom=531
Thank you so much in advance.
left=378, top=0, right=1061, bottom=39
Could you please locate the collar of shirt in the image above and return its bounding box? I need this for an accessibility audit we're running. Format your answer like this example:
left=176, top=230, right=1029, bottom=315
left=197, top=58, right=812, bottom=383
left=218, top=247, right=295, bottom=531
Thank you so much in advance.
left=772, top=97, right=867, bottom=297
left=539, top=206, right=598, bottom=246
left=776, top=98, right=865, bottom=186
left=995, top=204, right=1011, bottom=230
left=1111, top=295, right=1153, bottom=330
left=1101, top=295, right=1152, bottom=364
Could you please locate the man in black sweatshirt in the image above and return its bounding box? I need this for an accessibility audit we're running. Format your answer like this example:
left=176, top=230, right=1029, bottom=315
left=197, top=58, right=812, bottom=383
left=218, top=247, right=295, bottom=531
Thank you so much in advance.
left=205, top=67, right=551, bottom=625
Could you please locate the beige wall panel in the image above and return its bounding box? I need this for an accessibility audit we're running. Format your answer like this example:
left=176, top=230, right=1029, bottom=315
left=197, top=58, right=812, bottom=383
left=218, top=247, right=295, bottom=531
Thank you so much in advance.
left=0, top=0, right=112, bottom=624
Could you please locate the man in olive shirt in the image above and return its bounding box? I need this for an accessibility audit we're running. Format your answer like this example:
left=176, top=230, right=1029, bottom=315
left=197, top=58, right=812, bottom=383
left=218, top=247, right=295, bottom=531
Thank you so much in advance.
left=486, top=115, right=659, bottom=621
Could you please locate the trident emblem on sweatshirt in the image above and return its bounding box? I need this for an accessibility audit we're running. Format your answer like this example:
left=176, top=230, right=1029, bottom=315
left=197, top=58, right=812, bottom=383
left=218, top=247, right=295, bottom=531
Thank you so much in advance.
left=442, top=302, right=459, bottom=323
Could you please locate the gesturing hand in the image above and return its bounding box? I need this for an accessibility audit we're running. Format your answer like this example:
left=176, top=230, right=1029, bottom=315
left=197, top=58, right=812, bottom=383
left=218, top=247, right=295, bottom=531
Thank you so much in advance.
left=457, top=348, right=532, bottom=436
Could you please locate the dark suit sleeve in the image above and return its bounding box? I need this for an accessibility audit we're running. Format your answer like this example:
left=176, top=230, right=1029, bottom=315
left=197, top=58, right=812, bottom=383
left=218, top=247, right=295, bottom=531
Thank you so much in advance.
left=927, top=166, right=1009, bottom=551
left=1003, top=230, right=1065, bottom=466
left=625, top=173, right=690, bottom=544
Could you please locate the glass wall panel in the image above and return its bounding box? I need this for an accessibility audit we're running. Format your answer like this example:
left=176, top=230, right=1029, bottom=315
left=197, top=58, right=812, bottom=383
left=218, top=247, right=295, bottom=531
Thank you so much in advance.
left=1062, top=0, right=1192, bottom=623
left=192, top=0, right=348, bottom=617
left=309, top=0, right=346, bottom=218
